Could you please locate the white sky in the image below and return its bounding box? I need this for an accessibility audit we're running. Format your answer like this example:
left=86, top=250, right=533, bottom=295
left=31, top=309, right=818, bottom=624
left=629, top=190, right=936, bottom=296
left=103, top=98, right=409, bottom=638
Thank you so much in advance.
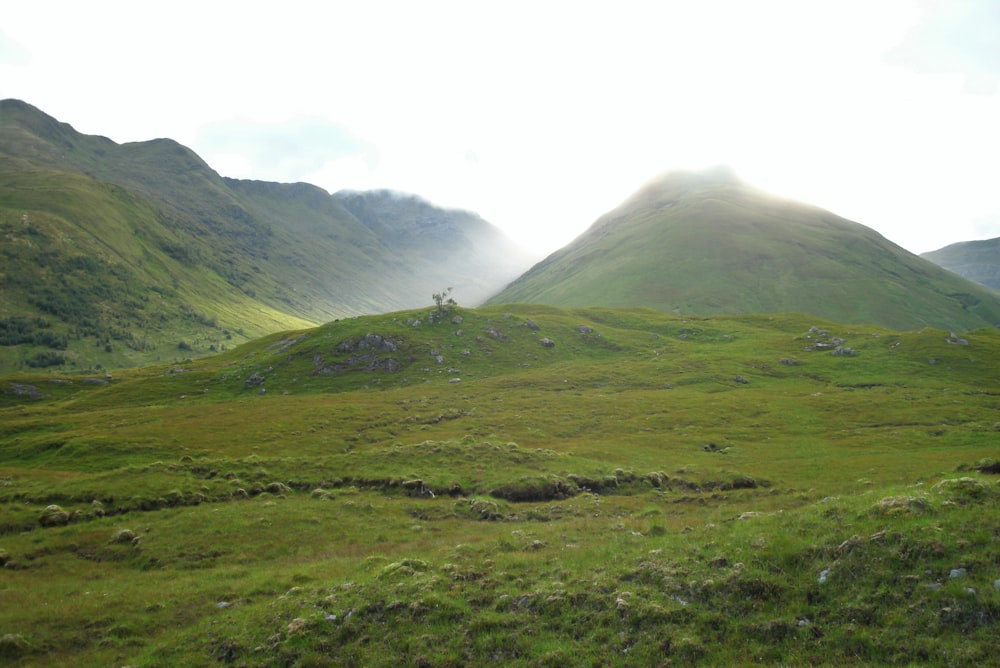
left=3, top=0, right=999, bottom=257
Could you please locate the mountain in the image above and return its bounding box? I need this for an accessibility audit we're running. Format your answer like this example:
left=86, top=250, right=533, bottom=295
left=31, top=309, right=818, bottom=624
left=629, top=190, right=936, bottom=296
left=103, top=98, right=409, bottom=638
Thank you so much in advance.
left=922, top=237, right=1000, bottom=292
left=487, top=167, right=1000, bottom=331
left=331, top=189, right=533, bottom=306
left=0, top=99, right=533, bottom=373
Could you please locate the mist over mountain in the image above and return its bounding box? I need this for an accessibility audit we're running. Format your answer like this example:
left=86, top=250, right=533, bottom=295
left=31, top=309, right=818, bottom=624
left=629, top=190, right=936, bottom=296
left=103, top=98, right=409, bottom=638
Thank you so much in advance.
left=332, top=189, right=534, bottom=306
left=0, top=99, right=532, bottom=372
left=922, top=237, right=1000, bottom=293
left=487, top=168, right=1000, bottom=332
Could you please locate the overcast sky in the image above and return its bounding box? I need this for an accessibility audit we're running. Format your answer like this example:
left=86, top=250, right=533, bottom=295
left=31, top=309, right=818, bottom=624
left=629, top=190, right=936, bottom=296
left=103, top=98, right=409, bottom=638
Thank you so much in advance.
left=3, top=1, right=999, bottom=256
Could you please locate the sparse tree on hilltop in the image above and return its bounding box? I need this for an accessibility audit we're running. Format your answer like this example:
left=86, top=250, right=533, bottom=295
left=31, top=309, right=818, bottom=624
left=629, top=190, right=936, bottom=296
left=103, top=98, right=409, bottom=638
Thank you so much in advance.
left=431, top=288, right=457, bottom=321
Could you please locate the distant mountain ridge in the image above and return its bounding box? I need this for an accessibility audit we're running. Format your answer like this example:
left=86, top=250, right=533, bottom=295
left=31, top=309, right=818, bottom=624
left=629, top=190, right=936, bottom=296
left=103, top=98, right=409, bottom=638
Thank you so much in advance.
left=487, top=168, right=1000, bottom=332
left=0, top=99, right=533, bottom=372
left=922, top=238, right=1000, bottom=293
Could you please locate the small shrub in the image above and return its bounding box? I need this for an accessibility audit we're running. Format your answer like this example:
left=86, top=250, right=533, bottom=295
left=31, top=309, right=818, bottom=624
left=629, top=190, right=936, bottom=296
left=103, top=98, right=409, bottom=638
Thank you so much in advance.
left=25, top=351, right=66, bottom=368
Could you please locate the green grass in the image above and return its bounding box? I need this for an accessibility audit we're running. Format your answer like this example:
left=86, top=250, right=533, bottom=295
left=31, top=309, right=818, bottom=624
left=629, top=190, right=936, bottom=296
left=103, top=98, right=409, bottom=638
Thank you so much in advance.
left=1, top=100, right=533, bottom=376
left=1, top=305, right=998, bottom=665
left=487, top=169, right=1000, bottom=332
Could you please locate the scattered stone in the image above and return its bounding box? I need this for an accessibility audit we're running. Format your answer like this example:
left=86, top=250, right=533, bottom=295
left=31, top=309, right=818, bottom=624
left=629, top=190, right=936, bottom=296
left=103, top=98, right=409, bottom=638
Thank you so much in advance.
left=576, top=325, right=594, bottom=334
left=485, top=327, right=506, bottom=340
left=216, top=601, right=232, bottom=609
left=946, top=332, right=969, bottom=346
left=779, top=359, right=799, bottom=366
left=244, top=372, right=265, bottom=387
left=949, top=568, right=967, bottom=579
left=451, top=315, right=463, bottom=325
left=5, top=383, right=43, bottom=399
left=993, top=579, right=1000, bottom=590
left=39, top=504, right=70, bottom=527
left=818, top=569, right=831, bottom=584
left=734, top=375, right=750, bottom=384
left=524, top=319, right=540, bottom=331
left=539, top=338, right=555, bottom=348
left=832, top=346, right=857, bottom=357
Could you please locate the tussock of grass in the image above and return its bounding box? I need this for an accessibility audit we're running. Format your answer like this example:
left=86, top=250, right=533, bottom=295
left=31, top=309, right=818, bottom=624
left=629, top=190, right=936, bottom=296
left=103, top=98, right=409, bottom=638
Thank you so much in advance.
left=1, top=306, right=998, bottom=665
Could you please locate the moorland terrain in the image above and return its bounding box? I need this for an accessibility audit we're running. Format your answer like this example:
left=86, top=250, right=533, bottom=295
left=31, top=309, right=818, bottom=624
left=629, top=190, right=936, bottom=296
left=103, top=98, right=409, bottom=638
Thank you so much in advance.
left=1, top=101, right=998, bottom=666
left=1, top=305, right=998, bottom=666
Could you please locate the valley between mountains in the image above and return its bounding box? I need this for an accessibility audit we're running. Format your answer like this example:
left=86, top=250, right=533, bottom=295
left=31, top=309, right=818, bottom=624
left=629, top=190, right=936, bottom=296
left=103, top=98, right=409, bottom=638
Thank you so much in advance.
left=1, top=101, right=998, bottom=666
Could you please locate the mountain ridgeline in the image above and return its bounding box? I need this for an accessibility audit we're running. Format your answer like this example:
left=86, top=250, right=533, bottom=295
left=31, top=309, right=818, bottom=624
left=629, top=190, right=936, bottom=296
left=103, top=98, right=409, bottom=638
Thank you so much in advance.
left=3, top=99, right=999, bottom=375
left=487, top=167, right=1000, bottom=332
left=0, top=99, right=533, bottom=372
left=922, top=237, right=1000, bottom=293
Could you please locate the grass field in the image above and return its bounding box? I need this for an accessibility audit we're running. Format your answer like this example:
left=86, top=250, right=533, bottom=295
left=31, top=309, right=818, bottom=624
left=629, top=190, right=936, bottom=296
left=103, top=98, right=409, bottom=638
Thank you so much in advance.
left=1, top=305, right=998, bottom=665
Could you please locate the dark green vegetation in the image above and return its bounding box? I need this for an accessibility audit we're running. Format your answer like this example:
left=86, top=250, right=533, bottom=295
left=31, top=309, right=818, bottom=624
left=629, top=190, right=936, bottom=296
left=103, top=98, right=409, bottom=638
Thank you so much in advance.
left=487, top=167, right=1000, bottom=332
left=0, top=99, right=532, bottom=374
left=2, top=305, right=998, bottom=666
left=923, top=236, right=1000, bottom=292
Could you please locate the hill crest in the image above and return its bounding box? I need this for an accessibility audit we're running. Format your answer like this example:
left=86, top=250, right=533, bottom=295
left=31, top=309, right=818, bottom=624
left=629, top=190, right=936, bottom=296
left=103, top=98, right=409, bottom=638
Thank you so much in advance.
left=488, top=169, right=1000, bottom=332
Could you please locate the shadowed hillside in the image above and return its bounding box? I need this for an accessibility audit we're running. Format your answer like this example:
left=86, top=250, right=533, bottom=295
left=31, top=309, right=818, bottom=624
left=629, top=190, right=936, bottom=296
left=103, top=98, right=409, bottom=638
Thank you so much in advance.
left=0, top=99, right=532, bottom=373
left=487, top=167, right=1000, bottom=331
left=923, top=237, right=1000, bottom=292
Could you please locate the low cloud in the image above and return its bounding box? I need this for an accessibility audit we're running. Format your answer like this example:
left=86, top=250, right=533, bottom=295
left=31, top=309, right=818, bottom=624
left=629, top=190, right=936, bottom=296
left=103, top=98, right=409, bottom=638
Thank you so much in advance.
left=885, top=0, right=1000, bottom=94
left=195, top=117, right=380, bottom=183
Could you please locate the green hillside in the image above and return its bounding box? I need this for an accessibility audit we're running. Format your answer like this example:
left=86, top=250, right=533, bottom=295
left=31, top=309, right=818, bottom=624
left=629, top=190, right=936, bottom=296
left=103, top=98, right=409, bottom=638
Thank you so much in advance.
left=0, top=99, right=532, bottom=374
left=488, top=167, right=1000, bottom=332
left=1, top=304, right=997, bottom=665
left=923, top=237, right=1000, bottom=292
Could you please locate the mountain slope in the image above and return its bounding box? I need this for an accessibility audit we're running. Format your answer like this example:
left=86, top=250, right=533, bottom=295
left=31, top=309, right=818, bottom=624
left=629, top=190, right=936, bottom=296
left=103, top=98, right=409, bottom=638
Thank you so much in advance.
left=333, top=189, right=534, bottom=306
left=487, top=167, right=1000, bottom=331
left=0, top=99, right=532, bottom=372
left=922, top=237, right=1000, bottom=292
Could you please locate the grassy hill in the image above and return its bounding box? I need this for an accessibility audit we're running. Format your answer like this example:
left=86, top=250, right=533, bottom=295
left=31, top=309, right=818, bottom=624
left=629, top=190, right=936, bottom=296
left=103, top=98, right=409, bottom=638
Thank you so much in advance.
left=0, top=99, right=532, bottom=374
left=487, top=167, right=1000, bottom=332
left=923, top=237, right=1000, bottom=292
left=1, top=304, right=997, bottom=665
